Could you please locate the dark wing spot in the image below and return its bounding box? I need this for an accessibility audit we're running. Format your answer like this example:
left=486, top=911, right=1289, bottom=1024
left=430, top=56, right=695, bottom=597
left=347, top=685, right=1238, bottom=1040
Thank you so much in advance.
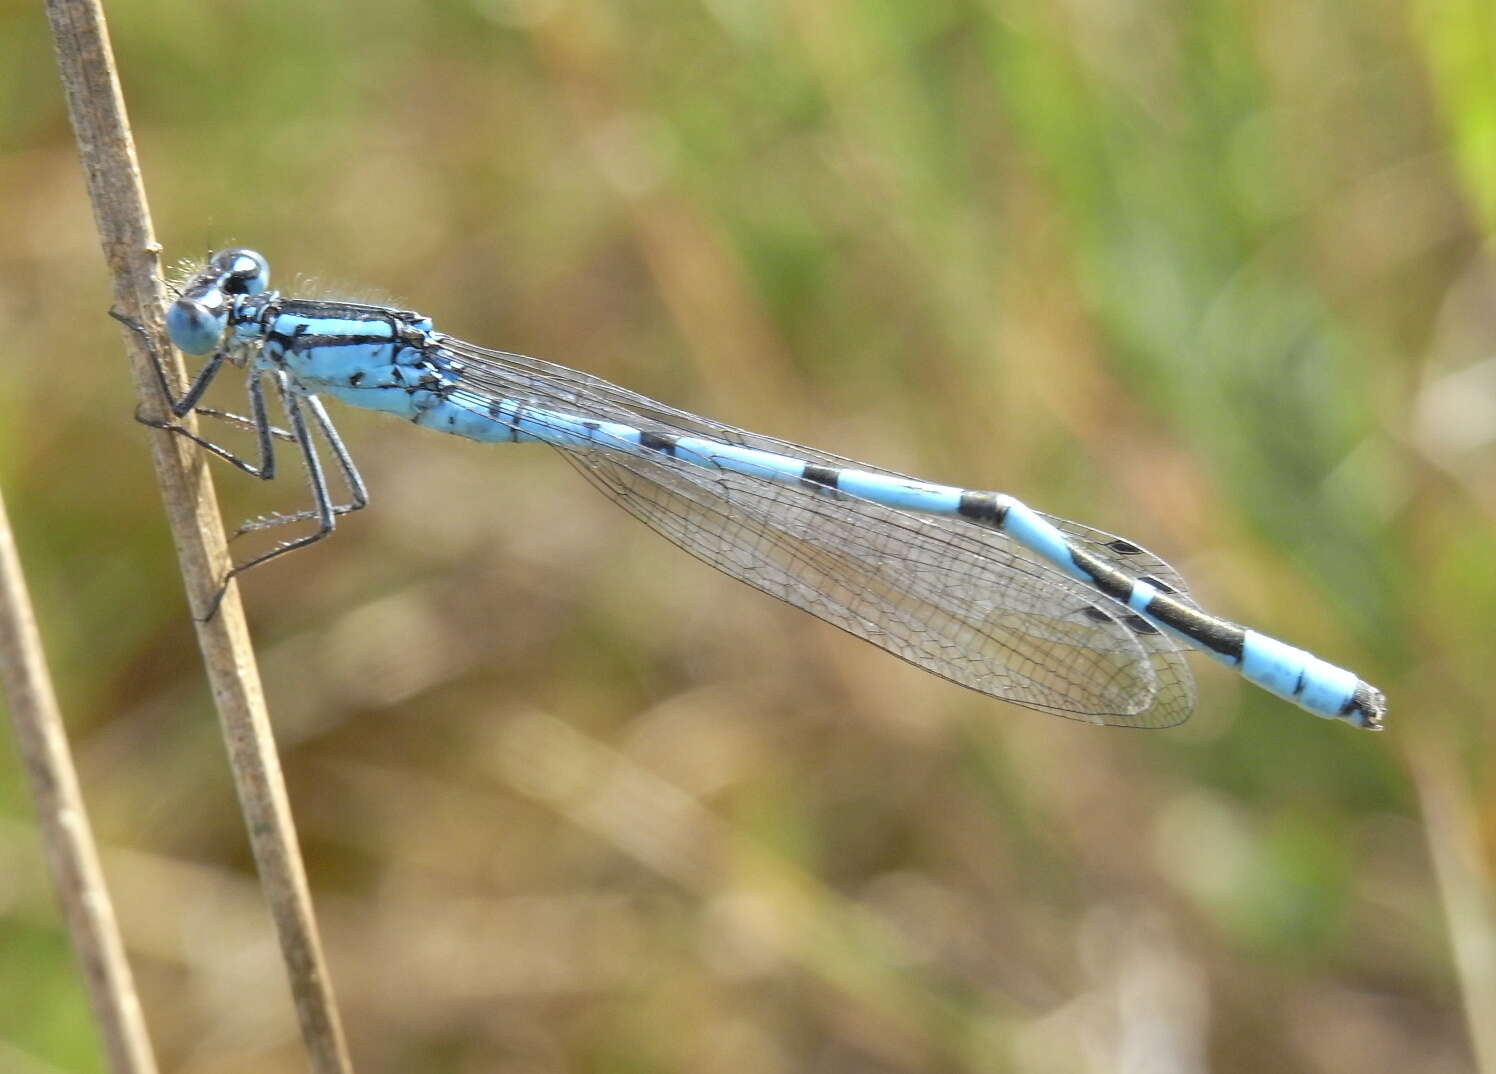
left=1139, top=574, right=1177, bottom=594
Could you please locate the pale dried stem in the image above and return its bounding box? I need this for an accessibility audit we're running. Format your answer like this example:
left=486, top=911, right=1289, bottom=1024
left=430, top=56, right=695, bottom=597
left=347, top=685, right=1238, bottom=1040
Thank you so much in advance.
left=42, top=0, right=353, bottom=1070
left=0, top=481, right=158, bottom=1072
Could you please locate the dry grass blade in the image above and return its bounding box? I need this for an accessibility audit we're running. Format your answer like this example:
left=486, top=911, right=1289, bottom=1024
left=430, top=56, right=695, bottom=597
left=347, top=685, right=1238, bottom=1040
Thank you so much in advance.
left=42, top=0, right=354, bottom=1070
left=0, top=481, right=157, bottom=1073
left=1410, top=739, right=1496, bottom=1074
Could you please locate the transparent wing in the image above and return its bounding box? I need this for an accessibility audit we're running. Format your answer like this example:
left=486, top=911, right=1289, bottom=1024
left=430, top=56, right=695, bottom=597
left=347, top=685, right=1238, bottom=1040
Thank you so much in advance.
left=435, top=335, right=1198, bottom=599
left=434, top=337, right=1195, bottom=726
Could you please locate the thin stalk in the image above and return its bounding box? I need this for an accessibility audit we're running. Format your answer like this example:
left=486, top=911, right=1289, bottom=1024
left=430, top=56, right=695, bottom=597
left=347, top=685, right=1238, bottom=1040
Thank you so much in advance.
left=1411, top=738, right=1496, bottom=1074
left=0, top=482, right=157, bottom=1073
left=41, top=0, right=353, bottom=1070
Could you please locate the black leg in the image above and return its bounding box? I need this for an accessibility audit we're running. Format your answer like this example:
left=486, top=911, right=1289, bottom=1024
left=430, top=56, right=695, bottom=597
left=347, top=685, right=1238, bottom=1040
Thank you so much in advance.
left=111, top=308, right=228, bottom=417
left=202, top=373, right=341, bottom=620
left=143, top=372, right=281, bottom=481
left=113, top=308, right=284, bottom=476
left=112, top=311, right=371, bottom=619
left=307, top=394, right=369, bottom=513
left=191, top=407, right=296, bottom=444
left=229, top=394, right=369, bottom=536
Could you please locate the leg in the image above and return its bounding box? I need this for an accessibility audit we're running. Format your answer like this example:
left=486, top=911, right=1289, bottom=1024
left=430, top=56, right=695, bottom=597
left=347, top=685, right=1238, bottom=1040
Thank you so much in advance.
left=112, top=308, right=288, bottom=476
left=307, top=394, right=370, bottom=513
left=110, top=308, right=229, bottom=417
left=192, top=406, right=296, bottom=443
left=230, top=394, right=369, bottom=536
left=143, top=367, right=281, bottom=480
left=202, top=374, right=341, bottom=619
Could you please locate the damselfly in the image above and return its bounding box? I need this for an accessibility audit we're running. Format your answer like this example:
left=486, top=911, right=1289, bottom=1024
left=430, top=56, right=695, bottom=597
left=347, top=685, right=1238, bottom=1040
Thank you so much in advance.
left=132, top=248, right=1385, bottom=730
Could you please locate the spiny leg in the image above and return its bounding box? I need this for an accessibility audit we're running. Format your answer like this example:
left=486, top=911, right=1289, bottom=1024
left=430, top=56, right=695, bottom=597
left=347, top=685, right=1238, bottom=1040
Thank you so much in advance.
left=203, top=374, right=341, bottom=619
left=192, top=407, right=295, bottom=443
left=152, top=368, right=280, bottom=480
left=230, top=394, right=368, bottom=536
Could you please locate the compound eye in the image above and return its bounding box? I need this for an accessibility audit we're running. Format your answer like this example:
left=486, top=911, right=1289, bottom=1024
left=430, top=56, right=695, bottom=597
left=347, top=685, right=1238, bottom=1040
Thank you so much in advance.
left=208, top=247, right=269, bottom=296
left=165, top=287, right=230, bottom=355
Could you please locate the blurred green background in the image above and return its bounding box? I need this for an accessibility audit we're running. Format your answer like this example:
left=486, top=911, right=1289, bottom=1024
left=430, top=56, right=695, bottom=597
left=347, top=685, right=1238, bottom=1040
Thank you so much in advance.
left=2, top=0, right=1493, bottom=1070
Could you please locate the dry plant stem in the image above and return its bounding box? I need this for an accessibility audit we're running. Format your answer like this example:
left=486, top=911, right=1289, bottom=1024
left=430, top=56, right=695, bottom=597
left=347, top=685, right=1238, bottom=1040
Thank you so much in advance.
left=1411, top=740, right=1496, bottom=1074
left=43, top=1, right=353, bottom=1070
left=0, top=483, right=158, bottom=1074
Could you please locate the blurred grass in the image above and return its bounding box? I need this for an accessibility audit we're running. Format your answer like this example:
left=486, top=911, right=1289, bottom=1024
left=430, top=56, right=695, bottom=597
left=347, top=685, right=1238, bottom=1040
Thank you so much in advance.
left=2, top=0, right=1492, bottom=1071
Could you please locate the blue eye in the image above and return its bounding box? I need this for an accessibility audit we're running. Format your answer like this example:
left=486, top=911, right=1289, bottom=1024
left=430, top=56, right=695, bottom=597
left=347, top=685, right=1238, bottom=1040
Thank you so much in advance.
left=208, top=247, right=270, bottom=296
left=165, top=287, right=230, bottom=355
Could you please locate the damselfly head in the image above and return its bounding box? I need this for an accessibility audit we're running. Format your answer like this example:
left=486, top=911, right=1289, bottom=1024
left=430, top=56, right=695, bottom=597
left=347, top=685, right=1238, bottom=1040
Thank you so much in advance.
left=165, top=249, right=271, bottom=355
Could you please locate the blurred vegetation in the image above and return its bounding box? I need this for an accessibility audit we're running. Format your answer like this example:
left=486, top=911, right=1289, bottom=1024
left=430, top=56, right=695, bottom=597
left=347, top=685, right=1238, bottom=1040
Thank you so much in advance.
left=2, top=0, right=1493, bottom=1071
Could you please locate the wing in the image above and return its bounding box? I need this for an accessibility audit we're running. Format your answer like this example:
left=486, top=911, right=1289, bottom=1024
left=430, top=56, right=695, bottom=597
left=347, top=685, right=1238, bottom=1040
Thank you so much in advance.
left=1028, top=515, right=1196, bottom=605
left=435, top=336, right=1199, bottom=601
left=434, top=337, right=1195, bottom=726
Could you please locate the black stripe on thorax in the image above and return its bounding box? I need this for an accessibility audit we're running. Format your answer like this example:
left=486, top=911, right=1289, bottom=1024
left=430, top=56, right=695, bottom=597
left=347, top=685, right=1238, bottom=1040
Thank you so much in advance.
left=277, top=298, right=400, bottom=320
left=266, top=328, right=401, bottom=354
left=267, top=301, right=403, bottom=351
